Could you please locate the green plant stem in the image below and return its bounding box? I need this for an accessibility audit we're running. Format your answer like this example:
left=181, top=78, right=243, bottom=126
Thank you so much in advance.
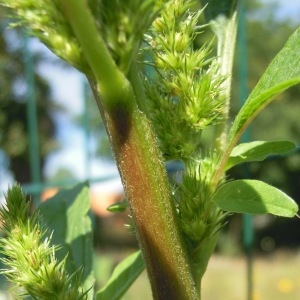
left=90, top=79, right=199, bottom=300
left=194, top=234, right=219, bottom=291
left=57, top=1, right=199, bottom=298
left=212, top=12, right=238, bottom=152
left=57, top=0, right=134, bottom=114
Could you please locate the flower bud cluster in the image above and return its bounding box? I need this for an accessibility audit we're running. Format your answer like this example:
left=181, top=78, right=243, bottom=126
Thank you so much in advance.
left=175, top=159, right=225, bottom=263
left=0, top=186, right=87, bottom=299
left=176, top=161, right=222, bottom=239
left=96, top=0, right=160, bottom=74
left=143, top=0, right=225, bottom=160
left=1, top=0, right=91, bottom=75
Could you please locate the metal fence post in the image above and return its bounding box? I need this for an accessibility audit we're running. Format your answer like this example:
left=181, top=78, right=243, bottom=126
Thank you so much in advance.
left=24, top=32, right=41, bottom=201
left=237, top=1, right=254, bottom=299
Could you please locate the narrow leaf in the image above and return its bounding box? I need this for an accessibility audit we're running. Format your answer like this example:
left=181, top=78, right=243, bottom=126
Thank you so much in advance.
left=107, top=200, right=127, bottom=213
left=213, top=180, right=298, bottom=217
left=226, top=140, right=296, bottom=170
left=96, top=250, right=145, bottom=300
left=229, top=27, right=300, bottom=144
left=39, top=183, right=95, bottom=299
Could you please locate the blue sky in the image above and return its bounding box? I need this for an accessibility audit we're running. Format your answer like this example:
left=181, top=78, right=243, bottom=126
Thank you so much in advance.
left=257, top=0, right=300, bottom=25
left=38, top=57, right=121, bottom=184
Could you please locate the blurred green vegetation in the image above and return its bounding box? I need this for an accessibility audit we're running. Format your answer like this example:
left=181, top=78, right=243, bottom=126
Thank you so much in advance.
left=0, top=7, right=59, bottom=185
left=94, top=250, right=300, bottom=300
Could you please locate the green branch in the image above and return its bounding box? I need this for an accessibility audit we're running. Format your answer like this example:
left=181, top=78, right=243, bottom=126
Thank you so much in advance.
left=57, top=0, right=135, bottom=114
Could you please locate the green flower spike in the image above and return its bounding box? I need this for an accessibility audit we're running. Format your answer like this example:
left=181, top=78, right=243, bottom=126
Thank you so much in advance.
left=143, top=0, right=225, bottom=160
left=0, top=185, right=88, bottom=299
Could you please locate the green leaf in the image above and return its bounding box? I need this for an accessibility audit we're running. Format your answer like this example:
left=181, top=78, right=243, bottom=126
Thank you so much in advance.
left=96, top=250, right=145, bottom=300
left=38, top=183, right=95, bottom=299
left=229, top=27, right=300, bottom=144
left=226, top=140, right=296, bottom=170
left=213, top=180, right=298, bottom=217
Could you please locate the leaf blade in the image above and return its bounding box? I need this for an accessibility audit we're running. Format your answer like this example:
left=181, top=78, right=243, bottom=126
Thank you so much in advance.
left=213, top=180, right=298, bottom=217
left=226, top=140, right=296, bottom=170
left=229, top=27, right=300, bottom=144
left=96, top=250, right=145, bottom=300
left=39, top=183, right=95, bottom=299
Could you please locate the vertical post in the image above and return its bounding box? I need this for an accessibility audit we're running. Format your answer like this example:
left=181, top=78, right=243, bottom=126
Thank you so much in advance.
left=24, top=32, right=41, bottom=201
left=83, top=79, right=91, bottom=181
left=237, top=1, right=254, bottom=299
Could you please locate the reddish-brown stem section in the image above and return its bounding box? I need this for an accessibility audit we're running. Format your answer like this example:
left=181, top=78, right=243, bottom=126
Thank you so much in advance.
left=89, top=80, right=199, bottom=300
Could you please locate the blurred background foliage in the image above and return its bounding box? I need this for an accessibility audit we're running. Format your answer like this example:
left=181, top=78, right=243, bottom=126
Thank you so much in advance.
left=224, top=0, right=300, bottom=255
left=0, top=0, right=300, bottom=256
left=0, top=7, right=59, bottom=185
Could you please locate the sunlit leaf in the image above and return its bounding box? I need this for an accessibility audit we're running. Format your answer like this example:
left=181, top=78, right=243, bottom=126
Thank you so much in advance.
left=229, top=27, right=300, bottom=144
left=213, top=180, right=298, bottom=217
left=226, top=140, right=296, bottom=170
